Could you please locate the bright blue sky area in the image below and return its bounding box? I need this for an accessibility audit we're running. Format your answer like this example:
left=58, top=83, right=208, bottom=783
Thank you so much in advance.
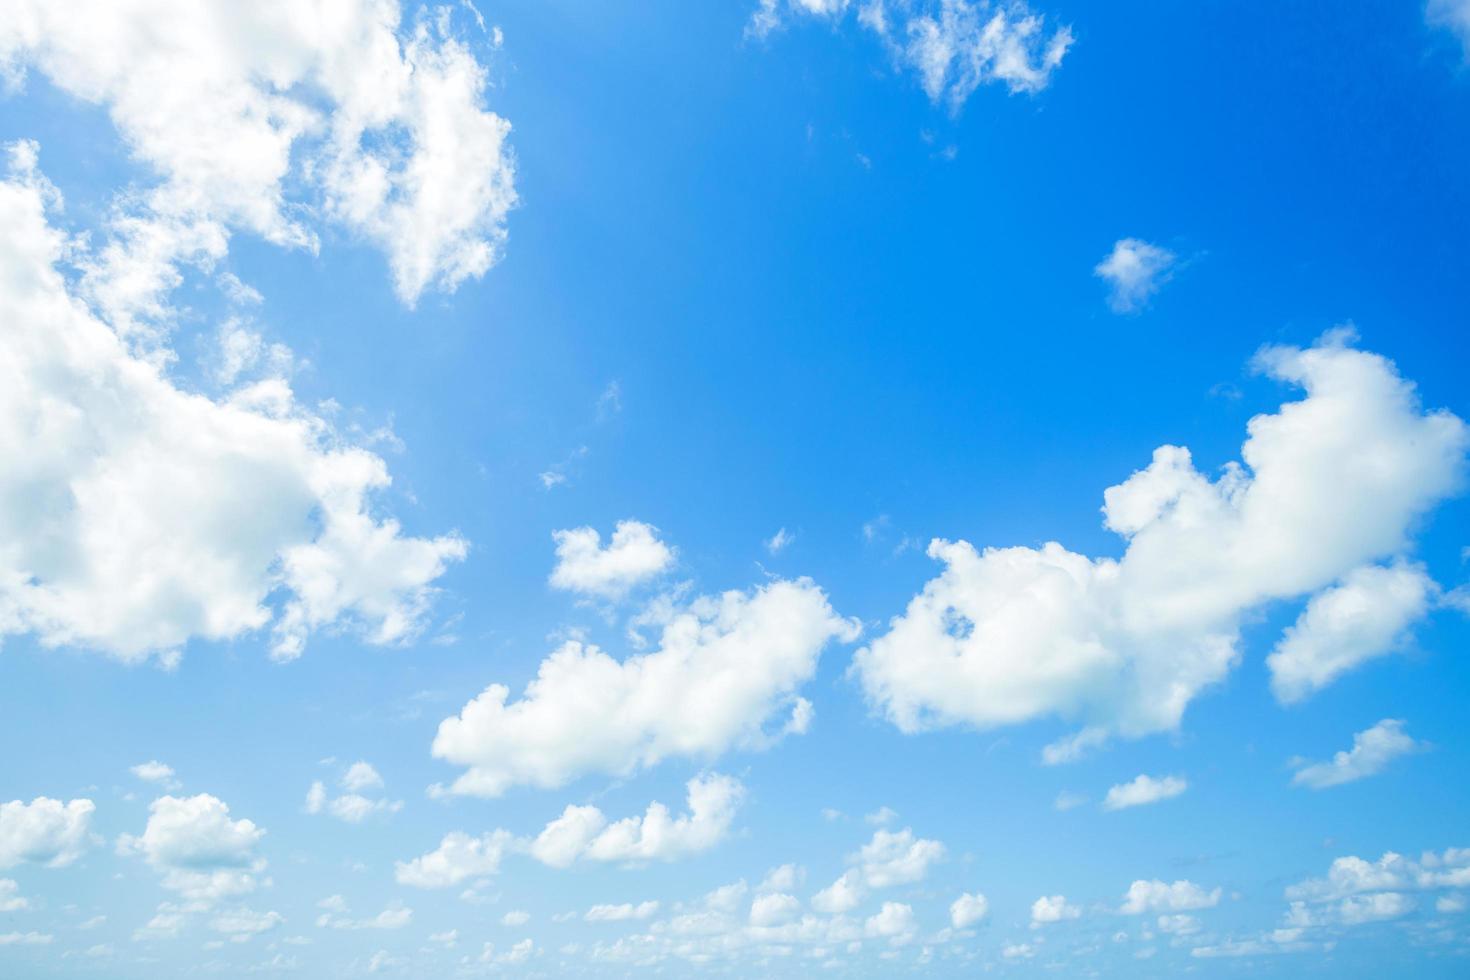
left=1, top=1, right=1469, bottom=977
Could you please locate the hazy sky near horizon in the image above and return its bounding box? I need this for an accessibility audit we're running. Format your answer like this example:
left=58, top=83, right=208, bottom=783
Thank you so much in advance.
left=2, top=1, right=1470, bottom=977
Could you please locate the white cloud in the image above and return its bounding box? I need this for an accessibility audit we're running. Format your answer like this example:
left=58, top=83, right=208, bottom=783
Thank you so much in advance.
left=1031, top=894, right=1080, bottom=924
left=1428, top=1, right=1470, bottom=57
left=1267, top=565, right=1436, bottom=704
left=0, top=0, right=515, bottom=310
left=1102, top=774, right=1187, bottom=811
left=395, top=830, right=512, bottom=889
left=531, top=773, right=743, bottom=867
left=758, top=864, right=804, bottom=894
left=549, top=521, right=675, bottom=601
left=864, top=901, right=916, bottom=944
left=750, top=1, right=1072, bottom=109
left=0, top=931, right=51, bottom=945
left=1437, top=894, right=1467, bottom=914
left=0, top=151, right=467, bottom=664
left=585, top=901, right=659, bottom=922
left=750, top=892, right=802, bottom=927
left=305, top=762, right=402, bottom=823
left=433, top=578, right=857, bottom=795
left=1285, top=847, right=1470, bottom=904
left=1094, top=238, right=1176, bottom=313
left=811, top=869, right=864, bottom=914
left=317, top=901, right=412, bottom=931
left=1157, top=913, right=1200, bottom=935
left=1120, top=879, right=1220, bottom=914
left=118, top=794, right=267, bottom=905
left=765, top=528, right=795, bottom=554
left=210, top=907, right=283, bottom=939
left=950, top=891, right=988, bottom=928
left=500, top=910, right=530, bottom=927
left=855, top=827, right=945, bottom=888
left=1290, top=719, right=1424, bottom=789
left=0, top=797, right=94, bottom=869
left=853, top=334, right=1467, bottom=754
left=340, top=762, right=384, bottom=793
left=130, top=761, right=177, bottom=785
left=0, top=879, right=28, bottom=912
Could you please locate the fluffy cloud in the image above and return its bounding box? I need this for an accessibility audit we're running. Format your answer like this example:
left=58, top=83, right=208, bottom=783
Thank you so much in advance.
left=433, top=578, right=857, bottom=795
left=0, top=147, right=466, bottom=664
left=549, top=521, right=674, bottom=601
left=749, top=892, right=802, bottom=927
left=854, top=334, right=1467, bottom=755
left=1120, top=879, right=1220, bottom=914
left=749, top=1, right=1072, bottom=109
left=118, top=795, right=267, bottom=904
left=395, top=830, right=513, bottom=889
left=811, top=869, right=864, bottom=914
left=1102, top=774, right=1187, bottom=811
left=950, top=891, right=988, bottom=928
left=1285, top=848, right=1470, bottom=904
left=585, top=901, right=659, bottom=922
left=1267, top=565, right=1436, bottom=704
left=1094, top=238, right=1176, bottom=313
left=0, top=0, right=515, bottom=310
left=1031, top=894, right=1080, bottom=924
left=130, top=762, right=179, bottom=788
left=863, top=901, right=916, bottom=943
left=530, top=773, right=743, bottom=867
left=305, top=761, right=402, bottom=823
left=0, top=797, right=94, bottom=869
left=854, top=828, right=946, bottom=888
left=1290, top=719, right=1423, bottom=789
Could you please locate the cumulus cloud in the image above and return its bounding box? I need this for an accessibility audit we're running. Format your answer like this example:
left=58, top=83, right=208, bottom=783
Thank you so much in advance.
left=1290, top=719, right=1424, bottom=789
left=117, top=794, right=267, bottom=905
left=749, top=1, right=1072, bottom=109
left=1120, top=879, right=1220, bottom=914
left=808, top=827, right=944, bottom=915
left=130, top=762, right=179, bottom=789
left=0, top=0, right=515, bottom=310
left=1285, top=848, right=1470, bottom=904
left=0, top=797, right=94, bottom=869
left=305, top=761, right=402, bottom=823
left=1094, top=238, right=1176, bottom=313
left=950, top=891, right=989, bottom=928
left=549, top=521, right=675, bottom=601
left=853, top=334, right=1467, bottom=756
left=750, top=892, right=803, bottom=927
left=1031, top=894, right=1080, bottom=924
left=1267, top=565, right=1436, bottom=704
left=1102, top=774, right=1187, bottom=811
left=395, top=830, right=513, bottom=889
left=530, top=773, right=743, bottom=867
left=432, top=578, right=857, bottom=796
left=0, top=147, right=466, bottom=665
left=585, top=901, right=659, bottom=922
left=864, top=901, right=916, bottom=944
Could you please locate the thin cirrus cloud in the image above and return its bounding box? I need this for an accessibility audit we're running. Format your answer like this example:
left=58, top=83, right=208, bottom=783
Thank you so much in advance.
left=853, top=333, right=1467, bottom=760
left=549, top=521, right=675, bottom=601
left=748, top=0, right=1073, bottom=109
left=0, top=147, right=467, bottom=666
left=1094, top=237, right=1177, bottom=313
left=0, top=0, right=516, bottom=312
left=1290, top=719, right=1425, bottom=790
left=432, top=578, right=858, bottom=796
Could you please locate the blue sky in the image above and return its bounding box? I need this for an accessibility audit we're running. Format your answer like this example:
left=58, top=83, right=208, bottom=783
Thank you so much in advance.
left=2, top=0, right=1470, bottom=976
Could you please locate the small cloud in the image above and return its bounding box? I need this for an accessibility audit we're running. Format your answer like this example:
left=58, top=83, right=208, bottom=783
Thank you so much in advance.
left=1102, top=774, right=1188, bottom=811
left=1095, top=238, right=1177, bottom=313
left=765, top=527, right=794, bottom=554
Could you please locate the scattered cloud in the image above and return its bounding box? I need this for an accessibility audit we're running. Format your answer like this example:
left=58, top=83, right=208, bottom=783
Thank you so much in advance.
left=1290, top=719, right=1424, bottom=789
left=1095, top=238, right=1177, bottom=313
left=0, top=797, right=95, bottom=869
left=1102, top=775, right=1187, bottom=811
left=549, top=521, right=675, bottom=601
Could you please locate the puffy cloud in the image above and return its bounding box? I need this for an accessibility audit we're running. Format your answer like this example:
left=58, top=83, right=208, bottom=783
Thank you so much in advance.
left=1031, top=894, right=1080, bottom=924
left=811, top=869, right=864, bottom=914
left=585, top=901, right=659, bottom=922
left=340, top=762, right=384, bottom=793
left=0, top=797, right=95, bottom=868
left=117, top=794, right=267, bottom=904
left=749, top=1, right=1072, bottom=109
left=305, top=761, right=402, bottom=823
left=433, top=578, right=857, bottom=796
left=854, top=828, right=946, bottom=888
left=749, top=892, right=802, bottom=927
left=1102, top=774, right=1187, bottom=811
left=1290, top=719, right=1424, bottom=789
left=1120, top=879, right=1220, bottom=914
left=0, top=0, right=515, bottom=309
left=0, top=147, right=466, bottom=664
left=950, top=891, right=988, bottom=928
left=757, top=864, right=804, bottom=894
left=1094, top=238, right=1176, bottom=313
left=531, top=773, right=743, bottom=867
left=1285, top=848, right=1470, bottom=904
left=549, top=521, right=674, bottom=601
left=1267, top=565, right=1436, bottom=704
left=395, top=830, right=512, bottom=889
left=130, top=762, right=179, bottom=789
left=863, top=901, right=916, bottom=943
left=854, top=334, right=1467, bottom=753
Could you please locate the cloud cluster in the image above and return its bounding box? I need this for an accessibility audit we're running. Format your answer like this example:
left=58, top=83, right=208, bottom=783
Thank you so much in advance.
left=0, top=147, right=466, bottom=664
left=811, top=827, right=946, bottom=913
left=854, top=334, right=1467, bottom=755
left=433, top=578, right=858, bottom=795
left=0, top=0, right=515, bottom=310
left=305, top=761, right=403, bottom=823
left=748, top=0, right=1072, bottom=109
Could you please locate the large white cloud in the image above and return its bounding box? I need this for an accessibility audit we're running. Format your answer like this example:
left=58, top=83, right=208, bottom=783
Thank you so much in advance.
left=118, top=794, right=267, bottom=905
left=0, top=147, right=466, bottom=664
left=749, top=0, right=1072, bottom=109
left=1267, top=564, right=1436, bottom=704
left=854, top=334, right=1467, bottom=755
left=549, top=521, right=675, bottom=601
left=0, top=0, right=515, bottom=310
left=432, top=578, right=858, bottom=795
left=531, top=773, right=743, bottom=867
left=0, top=797, right=94, bottom=869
